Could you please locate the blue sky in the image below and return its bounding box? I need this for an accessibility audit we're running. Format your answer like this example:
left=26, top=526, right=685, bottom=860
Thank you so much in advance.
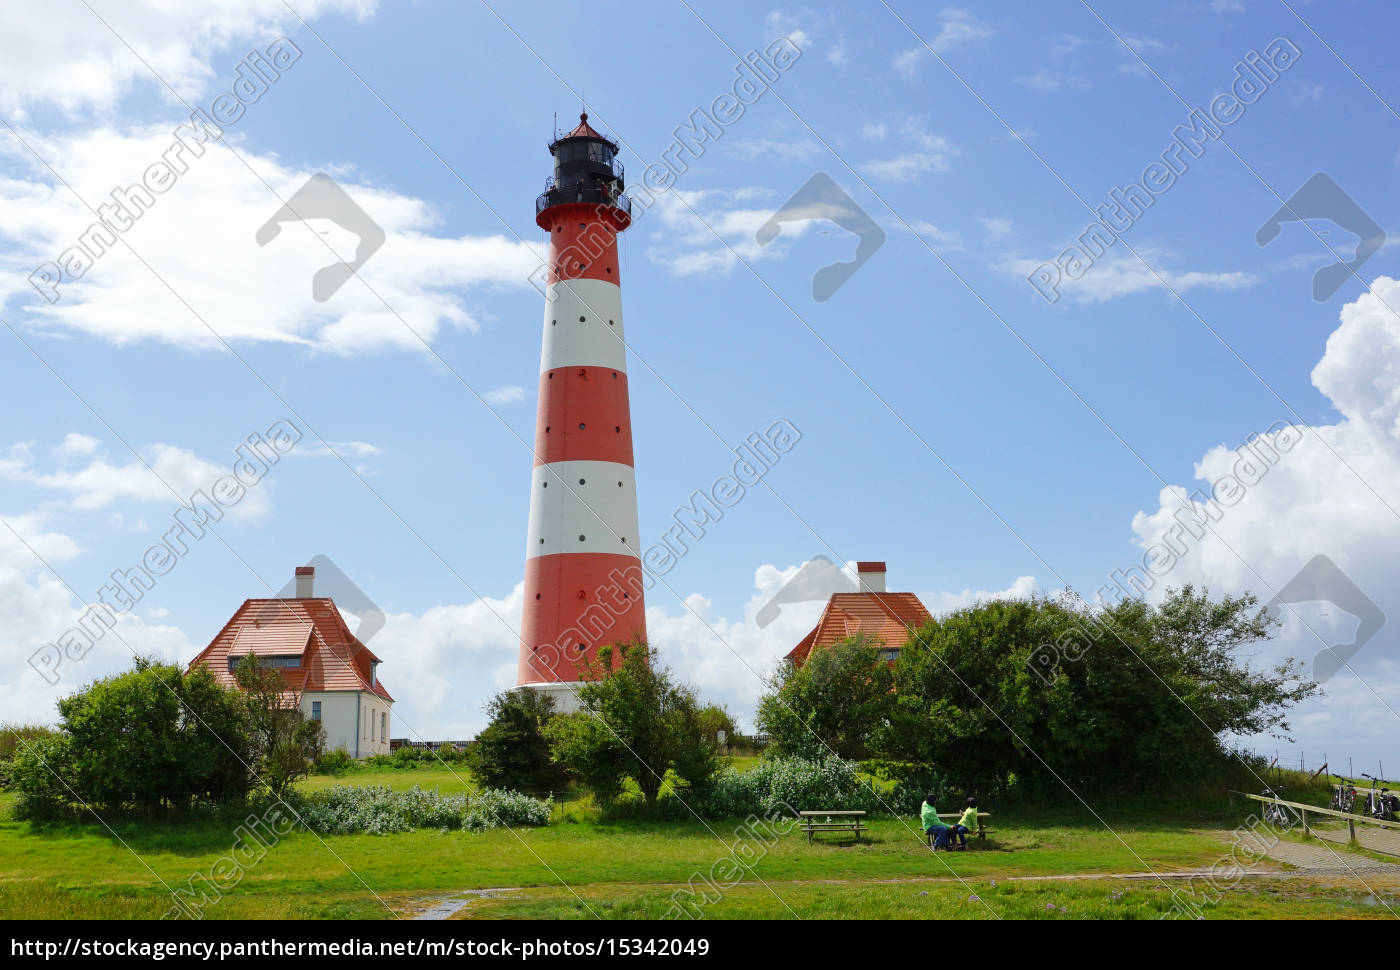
left=1, top=0, right=1398, bottom=775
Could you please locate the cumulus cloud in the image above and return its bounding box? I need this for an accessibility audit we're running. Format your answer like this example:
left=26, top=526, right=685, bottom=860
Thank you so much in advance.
left=0, top=507, right=192, bottom=725
left=1128, top=276, right=1400, bottom=764
left=0, top=125, right=541, bottom=353
left=0, top=0, right=375, bottom=117
left=1, top=434, right=275, bottom=520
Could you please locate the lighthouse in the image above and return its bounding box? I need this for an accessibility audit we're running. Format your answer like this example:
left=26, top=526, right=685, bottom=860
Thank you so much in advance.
left=518, top=113, right=647, bottom=711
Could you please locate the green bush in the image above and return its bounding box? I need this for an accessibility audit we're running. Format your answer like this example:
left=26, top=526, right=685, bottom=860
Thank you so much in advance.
left=313, top=749, right=356, bottom=775
left=296, top=784, right=551, bottom=835
left=470, top=689, right=568, bottom=794
left=694, top=756, right=885, bottom=819
left=10, top=659, right=251, bottom=818
left=9, top=735, right=77, bottom=821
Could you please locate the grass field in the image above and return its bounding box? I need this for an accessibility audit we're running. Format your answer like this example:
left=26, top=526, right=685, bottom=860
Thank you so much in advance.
left=3, top=762, right=1395, bottom=920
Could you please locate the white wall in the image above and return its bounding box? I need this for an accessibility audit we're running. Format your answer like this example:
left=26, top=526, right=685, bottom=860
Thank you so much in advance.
left=523, top=681, right=587, bottom=715
left=301, top=690, right=392, bottom=759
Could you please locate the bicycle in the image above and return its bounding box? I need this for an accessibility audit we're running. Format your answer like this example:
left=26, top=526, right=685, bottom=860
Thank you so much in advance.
left=1260, top=786, right=1295, bottom=827
left=1330, top=775, right=1357, bottom=813
left=1361, top=774, right=1397, bottom=821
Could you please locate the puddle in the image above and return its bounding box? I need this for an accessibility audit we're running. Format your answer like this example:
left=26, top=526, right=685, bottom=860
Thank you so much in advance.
left=413, top=888, right=520, bottom=920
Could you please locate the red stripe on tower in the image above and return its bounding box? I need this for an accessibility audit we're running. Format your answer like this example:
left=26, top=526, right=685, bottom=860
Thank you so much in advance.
left=518, top=113, right=646, bottom=708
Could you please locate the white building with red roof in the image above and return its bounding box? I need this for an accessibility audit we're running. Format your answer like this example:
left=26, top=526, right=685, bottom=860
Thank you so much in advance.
left=187, top=566, right=393, bottom=758
left=785, top=562, right=932, bottom=668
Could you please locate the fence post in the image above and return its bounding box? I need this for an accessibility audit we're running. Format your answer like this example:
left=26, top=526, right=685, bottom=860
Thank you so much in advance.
left=1348, top=816, right=1357, bottom=842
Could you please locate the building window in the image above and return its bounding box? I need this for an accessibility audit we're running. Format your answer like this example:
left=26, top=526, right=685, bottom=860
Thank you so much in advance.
left=227, top=654, right=300, bottom=671
left=879, top=648, right=901, bottom=662
left=311, top=701, right=321, bottom=722
left=381, top=712, right=387, bottom=741
left=371, top=710, right=377, bottom=741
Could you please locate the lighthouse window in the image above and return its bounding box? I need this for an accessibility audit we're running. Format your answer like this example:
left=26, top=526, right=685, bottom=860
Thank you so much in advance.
left=578, top=315, right=585, bottom=322
left=614, top=425, right=620, bottom=433
left=609, top=319, right=614, bottom=326
left=578, top=534, right=586, bottom=541
left=617, top=481, right=622, bottom=487
left=542, top=481, right=547, bottom=487
left=578, top=478, right=586, bottom=484
left=545, top=425, right=551, bottom=432
left=578, top=422, right=586, bottom=429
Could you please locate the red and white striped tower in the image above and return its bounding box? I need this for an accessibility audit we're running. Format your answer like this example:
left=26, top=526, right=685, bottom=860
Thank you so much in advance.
left=518, top=113, right=646, bottom=708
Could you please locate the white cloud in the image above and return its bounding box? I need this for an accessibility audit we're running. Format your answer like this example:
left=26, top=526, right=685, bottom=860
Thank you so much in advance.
left=0, top=507, right=192, bottom=726
left=1, top=435, right=274, bottom=520
left=899, top=220, right=963, bottom=250
left=646, top=186, right=804, bottom=278
left=981, top=217, right=1015, bottom=242
left=892, top=8, right=994, bottom=78
left=483, top=385, right=525, bottom=405
left=1003, top=251, right=1259, bottom=303
left=859, top=127, right=954, bottom=183
left=729, top=138, right=822, bottom=162
left=52, top=433, right=101, bottom=459
left=0, top=126, right=541, bottom=354
left=921, top=575, right=1040, bottom=614
left=0, top=0, right=375, bottom=117
left=1128, top=277, right=1400, bottom=764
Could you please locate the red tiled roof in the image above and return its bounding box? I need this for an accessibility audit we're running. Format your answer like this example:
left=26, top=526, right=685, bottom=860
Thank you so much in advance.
left=562, top=112, right=605, bottom=141
left=187, top=597, right=392, bottom=702
left=785, top=592, right=932, bottom=666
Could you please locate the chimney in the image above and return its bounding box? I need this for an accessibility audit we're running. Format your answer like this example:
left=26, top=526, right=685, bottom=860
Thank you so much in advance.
left=856, top=561, right=886, bottom=593
left=295, top=566, right=315, bottom=598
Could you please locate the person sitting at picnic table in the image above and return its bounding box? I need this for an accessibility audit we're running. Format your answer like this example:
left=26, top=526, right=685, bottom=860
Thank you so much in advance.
left=949, top=797, right=978, bottom=850
left=921, top=793, right=950, bottom=849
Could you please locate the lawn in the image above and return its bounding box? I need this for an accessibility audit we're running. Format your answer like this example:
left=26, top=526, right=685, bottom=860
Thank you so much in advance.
left=3, top=764, right=1394, bottom=920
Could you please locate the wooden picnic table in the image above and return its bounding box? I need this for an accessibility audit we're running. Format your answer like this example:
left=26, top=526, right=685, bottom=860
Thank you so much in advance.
left=799, top=810, right=866, bottom=843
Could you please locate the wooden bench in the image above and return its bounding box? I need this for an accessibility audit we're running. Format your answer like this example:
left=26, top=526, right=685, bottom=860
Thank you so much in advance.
left=925, top=812, right=993, bottom=848
left=799, top=810, right=867, bottom=843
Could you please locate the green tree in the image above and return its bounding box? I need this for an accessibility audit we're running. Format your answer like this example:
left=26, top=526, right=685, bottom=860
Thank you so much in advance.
left=755, top=635, right=894, bottom=760
left=469, top=688, right=569, bottom=793
left=11, top=658, right=250, bottom=817
left=879, top=587, right=1318, bottom=793
left=232, top=655, right=324, bottom=799
left=696, top=704, right=736, bottom=745
left=545, top=642, right=719, bottom=806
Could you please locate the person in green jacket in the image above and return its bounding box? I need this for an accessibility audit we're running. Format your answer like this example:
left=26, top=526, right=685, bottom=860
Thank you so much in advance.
left=950, top=797, right=979, bottom=850
left=921, top=793, right=950, bottom=849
